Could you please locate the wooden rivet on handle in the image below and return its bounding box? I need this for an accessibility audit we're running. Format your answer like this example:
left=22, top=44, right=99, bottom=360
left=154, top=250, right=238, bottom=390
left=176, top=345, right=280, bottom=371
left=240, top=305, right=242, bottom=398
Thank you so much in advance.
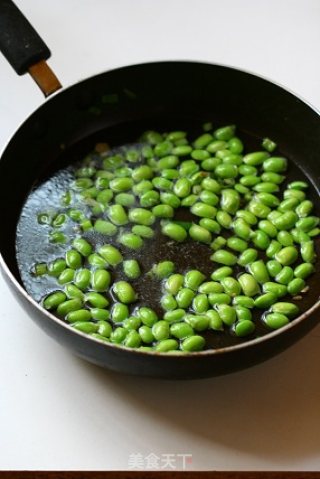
left=28, top=60, right=62, bottom=97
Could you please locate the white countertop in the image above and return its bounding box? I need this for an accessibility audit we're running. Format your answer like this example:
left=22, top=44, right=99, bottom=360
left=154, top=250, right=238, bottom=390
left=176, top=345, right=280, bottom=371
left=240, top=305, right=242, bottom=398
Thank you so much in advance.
left=1, top=0, right=320, bottom=471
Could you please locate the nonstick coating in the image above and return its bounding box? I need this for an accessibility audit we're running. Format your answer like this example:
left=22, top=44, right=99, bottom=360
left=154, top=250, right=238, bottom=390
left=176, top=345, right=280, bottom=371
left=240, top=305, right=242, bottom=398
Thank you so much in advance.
left=1, top=61, right=320, bottom=379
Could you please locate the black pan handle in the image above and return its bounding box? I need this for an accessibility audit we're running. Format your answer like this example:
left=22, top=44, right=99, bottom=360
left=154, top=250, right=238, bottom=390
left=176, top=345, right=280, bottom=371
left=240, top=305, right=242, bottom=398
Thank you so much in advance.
left=0, top=0, right=62, bottom=96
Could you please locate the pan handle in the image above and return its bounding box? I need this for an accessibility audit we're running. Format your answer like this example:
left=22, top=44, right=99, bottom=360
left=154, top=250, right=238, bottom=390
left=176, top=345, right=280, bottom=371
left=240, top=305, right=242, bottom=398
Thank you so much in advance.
left=0, top=0, right=62, bottom=97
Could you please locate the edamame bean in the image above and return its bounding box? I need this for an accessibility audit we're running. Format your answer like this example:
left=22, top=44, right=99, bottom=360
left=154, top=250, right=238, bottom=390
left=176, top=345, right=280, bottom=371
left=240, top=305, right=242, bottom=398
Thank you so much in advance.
left=128, top=208, right=155, bottom=226
left=94, top=220, right=117, bottom=236
left=99, top=244, right=123, bottom=265
left=237, top=248, right=258, bottom=266
left=119, top=233, right=143, bottom=250
left=271, top=302, right=299, bottom=318
left=74, top=269, right=91, bottom=290
left=263, top=156, right=287, bottom=172
left=221, top=277, right=241, bottom=297
left=66, top=309, right=92, bottom=323
left=152, top=261, right=175, bottom=279
left=85, top=292, right=109, bottom=308
left=287, top=278, right=306, bottom=295
left=124, top=330, right=141, bottom=348
left=238, top=274, right=260, bottom=297
left=216, top=304, right=237, bottom=326
left=123, top=316, right=142, bottom=331
left=181, top=335, right=205, bottom=352
left=132, top=225, right=154, bottom=238
left=263, top=282, right=287, bottom=297
left=170, top=322, right=194, bottom=339
left=43, top=291, right=67, bottom=310
left=208, top=293, right=231, bottom=305
left=184, top=270, right=206, bottom=290
left=91, top=270, right=111, bottom=291
left=249, top=260, right=270, bottom=283
left=156, top=339, right=179, bottom=352
left=123, top=260, right=141, bottom=279
left=111, top=302, right=129, bottom=323
left=189, top=224, right=212, bottom=244
left=137, top=307, right=158, bottom=326
left=264, top=313, right=289, bottom=329
left=266, top=260, right=282, bottom=277
left=234, top=320, right=255, bottom=337
left=275, top=246, right=298, bottom=266
left=57, top=298, right=83, bottom=317
left=294, top=262, right=315, bottom=279
left=161, top=222, right=187, bottom=242
left=184, top=314, right=209, bottom=331
left=65, top=250, right=82, bottom=269
left=113, top=281, right=137, bottom=303
left=227, top=237, right=248, bottom=253
left=176, top=288, right=195, bottom=308
left=192, top=294, right=209, bottom=313
left=243, top=151, right=269, bottom=166
left=275, top=266, right=294, bottom=285
left=232, top=296, right=255, bottom=308
left=138, top=325, right=154, bottom=344
left=254, top=293, right=277, bottom=309
left=152, top=320, right=170, bottom=340
left=211, top=250, right=237, bottom=266
left=91, top=309, right=111, bottom=321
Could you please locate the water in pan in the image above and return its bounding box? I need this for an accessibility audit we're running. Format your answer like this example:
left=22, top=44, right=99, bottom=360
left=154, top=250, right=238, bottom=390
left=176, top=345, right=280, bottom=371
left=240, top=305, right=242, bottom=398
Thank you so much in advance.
left=15, top=123, right=320, bottom=350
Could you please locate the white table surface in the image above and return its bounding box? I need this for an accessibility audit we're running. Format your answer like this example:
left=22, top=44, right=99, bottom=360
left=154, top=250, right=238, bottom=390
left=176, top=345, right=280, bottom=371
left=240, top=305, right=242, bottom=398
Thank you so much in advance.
left=1, top=0, right=320, bottom=471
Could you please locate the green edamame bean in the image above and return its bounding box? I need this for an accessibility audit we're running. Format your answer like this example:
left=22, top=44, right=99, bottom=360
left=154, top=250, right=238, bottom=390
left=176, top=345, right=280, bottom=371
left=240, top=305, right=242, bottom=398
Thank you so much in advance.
left=232, top=218, right=252, bottom=240
left=140, top=190, right=160, bottom=208
left=284, top=189, right=306, bottom=201
left=57, top=298, right=83, bottom=317
left=192, top=294, right=209, bottom=313
left=74, top=269, right=91, bottom=290
left=152, top=261, right=175, bottom=279
left=152, top=204, right=174, bottom=218
left=96, top=320, right=112, bottom=337
left=173, top=178, right=192, bottom=198
left=201, top=177, right=221, bottom=193
left=273, top=211, right=298, bottom=230
left=84, top=292, right=109, bottom=308
left=123, top=260, right=141, bottom=279
left=264, top=312, right=289, bottom=329
left=161, top=293, right=178, bottom=311
left=111, top=302, right=129, bottom=323
left=58, top=268, right=75, bottom=285
left=215, top=164, right=238, bottom=179
left=296, top=200, right=313, bottom=218
left=227, top=236, right=248, bottom=253
left=182, top=313, right=209, bottom=331
left=254, top=292, right=277, bottom=309
left=266, top=260, right=282, bottom=278
left=64, top=284, right=84, bottom=300
left=266, top=240, right=282, bottom=258
left=240, top=175, right=261, bottom=187
left=132, top=164, right=153, bottom=181
left=170, top=322, right=194, bottom=339
left=238, top=273, right=260, bottom=297
left=72, top=321, right=98, bottom=334
left=113, top=281, right=137, bottom=304
left=234, top=320, right=255, bottom=337
left=137, top=307, right=159, bottom=326
left=237, top=248, right=258, bottom=266
left=208, top=293, right=231, bottom=305
left=176, top=288, right=195, bottom=308
left=275, top=246, right=298, bottom=266
left=94, top=220, right=117, bottom=236
left=191, top=149, right=210, bottom=161
left=110, top=327, right=128, bottom=344
left=107, top=204, right=128, bottom=225
left=236, top=210, right=258, bottom=225
left=211, top=250, right=237, bottom=266
left=211, top=266, right=233, bottom=281
left=161, top=222, right=187, bottom=242
left=181, top=194, right=199, bottom=207
left=300, top=240, right=316, bottom=263
left=288, top=181, right=308, bottom=190
left=263, top=156, right=287, bottom=172
left=156, top=339, right=179, bottom=352
left=262, top=137, right=277, bottom=152
left=65, top=250, right=82, bottom=269
left=294, top=262, right=315, bottom=279
left=152, top=320, right=170, bottom=340
left=243, top=151, right=270, bottom=166
left=165, top=274, right=184, bottom=295
left=123, top=330, right=142, bottom=348
left=220, top=275, right=242, bottom=297
left=254, top=182, right=279, bottom=194
left=66, top=309, right=92, bottom=323
left=258, top=220, right=278, bottom=238
left=252, top=230, right=270, bottom=250
left=206, top=310, right=223, bottom=331
left=249, top=260, right=270, bottom=283
left=277, top=231, right=294, bottom=246
left=220, top=189, right=240, bottom=215
left=199, top=281, right=223, bottom=294
left=99, top=244, right=123, bottom=265
left=296, top=216, right=320, bottom=232
left=261, top=172, right=284, bottom=184
left=287, top=278, right=306, bottom=295
left=248, top=200, right=271, bottom=219
left=291, top=228, right=310, bottom=244
left=128, top=208, right=155, bottom=226
left=123, top=316, right=141, bottom=331
left=163, top=308, right=185, bottom=323
left=232, top=296, right=255, bottom=308
left=115, top=193, right=135, bottom=207
left=189, top=224, right=212, bottom=244
left=263, top=282, right=287, bottom=297
left=278, top=198, right=300, bottom=212
left=184, top=270, right=206, bottom=290
left=91, top=270, right=111, bottom=292
left=181, top=335, right=205, bottom=352
left=229, top=137, right=244, bottom=153
left=211, top=236, right=227, bottom=250
left=191, top=202, right=217, bottom=218
left=255, top=192, right=280, bottom=208
left=138, top=325, right=154, bottom=344
left=91, top=309, right=111, bottom=321
left=199, top=218, right=221, bottom=233
left=160, top=192, right=181, bottom=208
left=271, top=302, right=299, bottom=318
left=199, top=190, right=219, bottom=207
left=43, top=291, right=67, bottom=310
left=216, top=304, right=237, bottom=326
left=119, top=233, right=143, bottom=250
left=132, top=225, right=154, bottom=238
left=88, top=253, right=108, bottom=269
left=72, top=238, right=93, bottom=256
left=275, top=266, right=294, bottom=285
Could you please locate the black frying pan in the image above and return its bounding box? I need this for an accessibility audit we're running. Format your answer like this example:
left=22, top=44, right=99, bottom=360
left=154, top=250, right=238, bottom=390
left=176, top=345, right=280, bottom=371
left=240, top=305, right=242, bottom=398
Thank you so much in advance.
left=0, top=0, right=320, bottom=379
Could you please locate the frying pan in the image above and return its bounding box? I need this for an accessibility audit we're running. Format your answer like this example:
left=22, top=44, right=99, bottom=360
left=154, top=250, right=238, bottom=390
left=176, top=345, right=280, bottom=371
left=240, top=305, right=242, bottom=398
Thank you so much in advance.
left=0, top=0, right=319, bottom=379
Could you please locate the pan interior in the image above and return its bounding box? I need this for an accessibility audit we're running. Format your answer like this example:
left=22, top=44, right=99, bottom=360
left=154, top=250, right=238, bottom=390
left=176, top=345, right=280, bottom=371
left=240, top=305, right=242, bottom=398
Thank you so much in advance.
left=15, top=116, right=320, bottom=350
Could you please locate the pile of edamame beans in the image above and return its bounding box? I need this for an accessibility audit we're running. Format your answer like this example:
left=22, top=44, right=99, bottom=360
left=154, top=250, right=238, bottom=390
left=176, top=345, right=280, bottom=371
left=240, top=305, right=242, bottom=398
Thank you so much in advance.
left=31, top=123, right=319, bottom=353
